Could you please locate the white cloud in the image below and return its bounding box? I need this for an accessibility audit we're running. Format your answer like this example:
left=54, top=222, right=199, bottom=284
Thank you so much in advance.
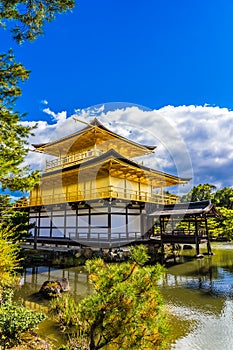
left=41, top=99, right=48, bottom=105
left=43, top=108, right=67, bottom=124
left=22, top=104, right=233, bottom=192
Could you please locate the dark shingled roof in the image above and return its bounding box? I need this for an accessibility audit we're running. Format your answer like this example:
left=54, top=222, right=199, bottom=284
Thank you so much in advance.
left=150, top=200, right=221, bottom=218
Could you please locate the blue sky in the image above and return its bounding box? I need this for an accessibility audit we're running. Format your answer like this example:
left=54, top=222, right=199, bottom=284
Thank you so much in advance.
left=2, top=0, right=233, bottom=192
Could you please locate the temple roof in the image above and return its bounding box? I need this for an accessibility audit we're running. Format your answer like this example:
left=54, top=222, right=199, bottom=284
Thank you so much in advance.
left=149, top=200, right=221, bottom=217
left=32, top=118, right=156, bottom=158
left=42, top=148, right=190, bottom=187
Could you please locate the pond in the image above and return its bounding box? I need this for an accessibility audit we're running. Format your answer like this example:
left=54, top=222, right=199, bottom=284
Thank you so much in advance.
left=17, top=243, right=233, bottom=349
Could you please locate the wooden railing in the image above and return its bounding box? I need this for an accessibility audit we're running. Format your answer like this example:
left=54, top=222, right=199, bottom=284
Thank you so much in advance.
left=14, top=185, right=178, bottom=208
left=45, top=149, right=103, bottom=171
left=68, top=231, right=143, bottom=243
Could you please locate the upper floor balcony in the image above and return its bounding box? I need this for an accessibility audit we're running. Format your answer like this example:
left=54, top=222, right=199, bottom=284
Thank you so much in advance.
left=45, top=149, right=104, bottom=172
left=14, top=185, right=179, bottom=208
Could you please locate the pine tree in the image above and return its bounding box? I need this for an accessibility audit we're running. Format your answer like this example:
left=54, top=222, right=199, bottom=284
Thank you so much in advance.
left=0, top=49, right=40, bottom=191
left=0, top=0, right=75, bottom=43
left=0, top=1, right=75, bottom=192
left=53, top=246, right=169, bottom=350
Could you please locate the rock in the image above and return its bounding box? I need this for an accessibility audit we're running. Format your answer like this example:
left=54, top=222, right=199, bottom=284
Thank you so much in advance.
left=39, top=278, right=69, bottom=298
left=75, top=250, right=83, bottom=258
left=58, top=277, right=69, bottom=292
left=183, top=244, right=193, bottom=250
left=83, top=247, right=93, bottom=259
left=196, top=254, right=204, bottom=259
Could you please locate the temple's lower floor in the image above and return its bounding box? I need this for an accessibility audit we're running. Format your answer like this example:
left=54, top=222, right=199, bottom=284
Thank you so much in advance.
left=28, top=199, right=156, bottom=248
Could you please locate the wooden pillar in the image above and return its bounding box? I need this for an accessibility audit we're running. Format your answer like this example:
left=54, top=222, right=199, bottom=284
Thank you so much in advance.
left=88, top=206, right=91, bottom=243
left=34, top=225, right=38, bottom=250
left=75, top=206, right=78, bottom=240
left=171, top=217, right=174, bottom=233
left=140, top=205, right=144, bottom=238
left=188, top=220, right=191, bottom=234
left=205, top=215, right=212, bottom=255
left=49, top=206, right=53, bottom=238
left=37, top=208, right=41, bottom=241
left=126, top=205, right=129, bottom=240
left=194, top=216, right=200, bottom=256
left=160, top=217, right=165, bottom=262
left=123, top=176, right=126, bottom=199
left=108, top=201, right=111, bottom=245
left=161, top=217, right=165, bottom=233
left=64, top=204, right=67, bottom=238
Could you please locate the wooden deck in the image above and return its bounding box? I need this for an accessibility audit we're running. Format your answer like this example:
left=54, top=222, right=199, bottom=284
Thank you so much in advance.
left=160, top=233, right=208, bottom=244
left=22, top=233, right=208, bottom=250
left=22, top=235, right=154, bottom=249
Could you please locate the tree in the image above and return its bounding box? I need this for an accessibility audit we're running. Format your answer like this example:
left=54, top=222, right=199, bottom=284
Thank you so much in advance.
left=0, top=3, right=75, bottom=348
left=52, top=246, right=169, bottom=350
left=0, top=50, right=40, bottom=191
left=0, top=194, right=33, bottom=241
left=0, top=230, right=46, bottom=348
left=180, top=183, right=216, bottom=203
left=208, top=207, right=233, bottom=240
left=0, top=229, right=21, bottom=288
left=0, top=0, right=75, bottom=44
left=213, top=187, right=233, bottom=209
left=0, top=1, right=75, bottom=192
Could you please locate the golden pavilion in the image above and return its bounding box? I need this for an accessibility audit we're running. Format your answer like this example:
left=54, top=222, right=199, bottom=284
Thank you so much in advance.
left=22, top=118, right=190, bottom=248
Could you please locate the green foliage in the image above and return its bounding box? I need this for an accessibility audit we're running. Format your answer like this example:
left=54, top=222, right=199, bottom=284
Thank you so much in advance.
left=0, top=1, right=75, bottom=192
left=180, top=183, right=216, bottom=203
left=1, top=170, right=41, bottom=192
left=219, top=207, right=233, bottom=240
left=213, top=187, right=233, bottom=209
left=0, top=50, right=30, bottom=173
left=175, top=220, right=195, bottom=233
left=0, top=0, right=75, bottom=43
left=52, top=246, right=169, bottom=350
left=0, top=194, right=33, bottom=241
left=0, top=288, right=46, bottom=348
left=208, top=207, right=233, bottom=240
left=0, top=49, right=29, bottom=105
left=0, top=229, right=46, bottom=349
left=0, top=50, right=40, bottom=192
left=0, top=228, right=21, bottom=288
left=128, top=244, right=149, bottom=265
left=50, top=293, right=79, bottom=329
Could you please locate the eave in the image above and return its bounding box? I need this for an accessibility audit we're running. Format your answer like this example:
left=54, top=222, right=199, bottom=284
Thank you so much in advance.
left=32, top=118, right=156, bottom=158
left=149, top=200, right=221, bottom=218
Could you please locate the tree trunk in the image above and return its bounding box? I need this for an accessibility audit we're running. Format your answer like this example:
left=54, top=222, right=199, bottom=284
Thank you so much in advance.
left=90, top=325, right=96, bottom=350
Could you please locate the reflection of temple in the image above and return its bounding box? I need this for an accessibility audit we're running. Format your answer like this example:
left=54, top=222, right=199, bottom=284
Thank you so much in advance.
left=18, top=118, right=189, bottom=248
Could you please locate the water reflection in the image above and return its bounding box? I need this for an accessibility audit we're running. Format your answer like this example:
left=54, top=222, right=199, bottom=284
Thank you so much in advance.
left=164, top=244, right=233, bottom=298
left=163, top=243, right=233, bottom=349
left=16, top=243, right=233, bottom=349
left=19, top=265, right=91, bottom=303
left=171, top=300, right=233, bottom=350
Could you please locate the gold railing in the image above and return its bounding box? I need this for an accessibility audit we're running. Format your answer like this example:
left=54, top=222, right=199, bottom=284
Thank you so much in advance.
left=14, top=185, right=178, bottom=208
left=45, top=149, right=103, bottom=171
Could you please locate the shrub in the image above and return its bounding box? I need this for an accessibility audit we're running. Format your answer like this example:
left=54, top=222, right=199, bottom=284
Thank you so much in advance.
left=0, top=289, right=46, bottom=348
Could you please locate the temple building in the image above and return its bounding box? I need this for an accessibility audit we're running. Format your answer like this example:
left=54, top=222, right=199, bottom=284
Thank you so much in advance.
left=20, top=118, right=190, bottom=248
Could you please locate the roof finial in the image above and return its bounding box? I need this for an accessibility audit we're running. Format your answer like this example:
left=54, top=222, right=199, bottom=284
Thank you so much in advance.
left=73, top=117, right=94, bottom=127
